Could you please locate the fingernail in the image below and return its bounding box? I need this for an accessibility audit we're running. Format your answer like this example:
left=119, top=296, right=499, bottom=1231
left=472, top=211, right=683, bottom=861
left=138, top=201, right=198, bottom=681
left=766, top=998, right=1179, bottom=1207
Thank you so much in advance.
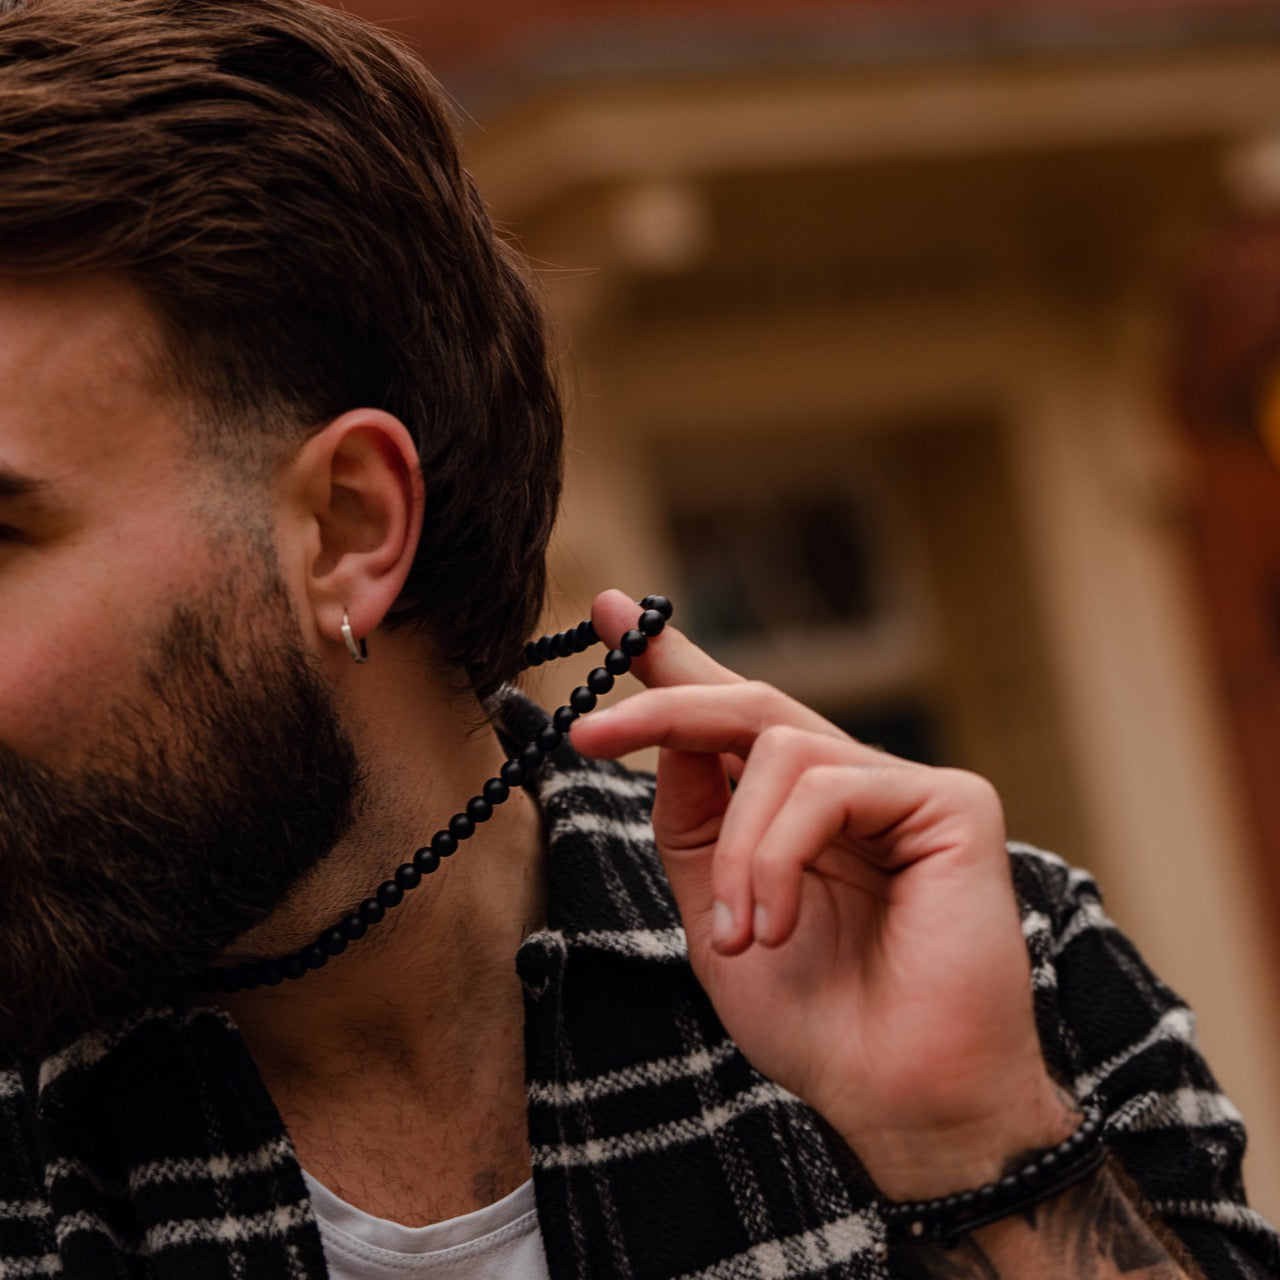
left=753, top=904, right=769, bottom=942
left=711, top=900, right=734, bottom=945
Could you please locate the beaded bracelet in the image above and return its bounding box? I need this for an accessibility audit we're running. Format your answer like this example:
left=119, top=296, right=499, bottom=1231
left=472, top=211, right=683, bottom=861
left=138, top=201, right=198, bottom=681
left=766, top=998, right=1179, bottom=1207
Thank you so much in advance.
left=881, top=1104, right=1106, bottom=1249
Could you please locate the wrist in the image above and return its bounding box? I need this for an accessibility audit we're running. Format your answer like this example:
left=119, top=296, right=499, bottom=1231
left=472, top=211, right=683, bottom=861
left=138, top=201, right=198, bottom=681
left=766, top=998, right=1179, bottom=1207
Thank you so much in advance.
left=850, top=1080, right=1080, bottom=1202
left=881, top=1105, right=1107, bottom=1249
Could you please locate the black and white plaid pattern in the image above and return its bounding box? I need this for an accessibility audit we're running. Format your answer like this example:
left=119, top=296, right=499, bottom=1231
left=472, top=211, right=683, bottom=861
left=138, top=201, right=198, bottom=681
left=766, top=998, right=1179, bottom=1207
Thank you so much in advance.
left=2, top=695, right=1277, bottom=1278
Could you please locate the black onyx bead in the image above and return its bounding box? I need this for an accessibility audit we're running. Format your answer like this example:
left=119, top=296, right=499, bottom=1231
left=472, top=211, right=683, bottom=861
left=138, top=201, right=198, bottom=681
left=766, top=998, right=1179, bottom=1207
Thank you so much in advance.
left=640, top=594, right=673, bottom=619
left=358, top=897, right=385, bottom=925
left=997, top=1174, right=1019, bottom=1195
left=523, top=641, right=540, bottom=667
left=342, top=913, right=367, bottom=940
left=449, top=812, right=475, bottom=841
left=394, top=862, right=421, bottom=891
left=500, top=759, right=528, bottom=788
left=577, top=620, right=597, bottom=645
left=619, top=629, right=648, bottom=657
left=519, top=742, right=544, bottom=771
left=259, top=962, right=284, bottom=987
left=535, top=635, right=552, bottom=662
left=537, top=726, right=563, bottom=753
left=570, top=686, right=597, bottom=714
left=322, top=927, right=348, bottom=956
left=552, top=705, right=578, bottom=732
left=638, top=608, right=666, bottom=636
left=431, top=829, right=458, bottom=857
left=604, top=648, right=631, bottom=675
left=467, top=796, right=493, bottom=824
left=1038, top=1151, right=1058, bottom=1171
left=976, top=1183, right=998, bottom=1203
left=236, top=966, right=263, bottom=991
left=483, top=777, right=510, bottom=805
left=282, top=955, right=307, bottom=981
left=376, top=880, right=404, bottom=909
left=941, top=1195, right=960, bottom=1215
left=414, top=846, right=440, bottom=875
left=957, top=1190, right=977, bottom=1210
left=587, top=667, right=614, bottom=695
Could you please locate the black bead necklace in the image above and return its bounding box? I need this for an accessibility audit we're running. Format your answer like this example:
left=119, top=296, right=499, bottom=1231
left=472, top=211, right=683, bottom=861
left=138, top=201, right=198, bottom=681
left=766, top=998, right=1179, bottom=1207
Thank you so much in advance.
left=195, top=595, right=673, bottom=995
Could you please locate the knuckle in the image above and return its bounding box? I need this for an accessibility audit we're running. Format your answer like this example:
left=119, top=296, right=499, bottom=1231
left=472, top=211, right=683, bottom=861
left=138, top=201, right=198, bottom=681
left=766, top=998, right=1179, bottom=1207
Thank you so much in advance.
left=938, top=767, right=1001, bottom=810
left=753, top=721, right=806, bottom=757
left=742, top=679, right=788, bottom=717
left=794, top=762, right=844, bottom=800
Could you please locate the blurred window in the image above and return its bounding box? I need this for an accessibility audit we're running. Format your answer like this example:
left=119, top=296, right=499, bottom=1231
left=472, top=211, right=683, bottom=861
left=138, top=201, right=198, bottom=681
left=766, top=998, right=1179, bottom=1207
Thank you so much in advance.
left=669, top=490, right=878, bottom=645
left=658, top=451, right=942, bottom=763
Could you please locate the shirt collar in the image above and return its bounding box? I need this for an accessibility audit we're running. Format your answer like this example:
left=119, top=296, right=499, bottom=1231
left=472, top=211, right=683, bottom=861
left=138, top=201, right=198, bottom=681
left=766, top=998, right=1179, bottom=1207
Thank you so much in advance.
left=498, top=689, right=687, bottom=961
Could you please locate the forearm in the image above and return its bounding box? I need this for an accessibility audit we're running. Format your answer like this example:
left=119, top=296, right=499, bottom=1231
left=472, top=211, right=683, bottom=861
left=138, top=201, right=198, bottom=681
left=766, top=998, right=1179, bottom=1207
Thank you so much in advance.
left=892, top=1160, right=1203, bottom=1280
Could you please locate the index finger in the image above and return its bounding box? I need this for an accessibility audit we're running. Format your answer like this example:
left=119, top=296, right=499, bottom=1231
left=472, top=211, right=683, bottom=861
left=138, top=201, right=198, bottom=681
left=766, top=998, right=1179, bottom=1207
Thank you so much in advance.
left=591, top=589, right=856, bottom=747
left=570, top=676, right=865, bottom=763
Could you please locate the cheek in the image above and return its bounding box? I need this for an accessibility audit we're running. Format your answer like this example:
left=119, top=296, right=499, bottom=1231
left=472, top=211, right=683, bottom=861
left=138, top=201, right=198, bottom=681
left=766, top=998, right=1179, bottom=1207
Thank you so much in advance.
left=0, top=536, right=215, bottom=767
left=21, top=663, right=120, bottom=737
left=1, top=596, right=145, bottom=766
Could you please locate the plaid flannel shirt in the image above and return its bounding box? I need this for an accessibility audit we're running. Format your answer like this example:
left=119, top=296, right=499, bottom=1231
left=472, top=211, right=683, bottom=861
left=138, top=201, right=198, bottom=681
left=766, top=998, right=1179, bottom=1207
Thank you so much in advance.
left=2, top=694, right=1278, bottom=1278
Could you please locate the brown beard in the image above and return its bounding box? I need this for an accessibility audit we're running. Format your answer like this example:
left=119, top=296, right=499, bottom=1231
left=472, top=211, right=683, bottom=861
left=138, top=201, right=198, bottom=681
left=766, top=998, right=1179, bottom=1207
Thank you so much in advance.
left=0, top=562, right=361, bottom=1058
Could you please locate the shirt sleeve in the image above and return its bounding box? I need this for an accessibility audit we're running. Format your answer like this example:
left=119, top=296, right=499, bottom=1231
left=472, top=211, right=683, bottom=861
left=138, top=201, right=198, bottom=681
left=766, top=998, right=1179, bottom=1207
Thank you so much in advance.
left=1009, top=843, right=1280, bottom=1278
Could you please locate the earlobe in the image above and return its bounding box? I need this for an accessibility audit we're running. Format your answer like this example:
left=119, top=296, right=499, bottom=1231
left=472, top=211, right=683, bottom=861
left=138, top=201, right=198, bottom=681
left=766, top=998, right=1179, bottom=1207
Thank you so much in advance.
left=281, top=408, right=424, bottom=662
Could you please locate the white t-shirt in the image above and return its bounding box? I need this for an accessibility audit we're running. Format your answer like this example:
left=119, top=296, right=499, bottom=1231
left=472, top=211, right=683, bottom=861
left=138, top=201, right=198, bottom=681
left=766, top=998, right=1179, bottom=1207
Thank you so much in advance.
left=301, top=1171, right=551, bottom=1280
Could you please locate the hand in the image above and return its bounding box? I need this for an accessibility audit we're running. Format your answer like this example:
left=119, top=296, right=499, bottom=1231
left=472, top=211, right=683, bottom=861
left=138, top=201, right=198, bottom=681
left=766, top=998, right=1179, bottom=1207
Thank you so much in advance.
left=570, top=590, right=1076, bottom=1200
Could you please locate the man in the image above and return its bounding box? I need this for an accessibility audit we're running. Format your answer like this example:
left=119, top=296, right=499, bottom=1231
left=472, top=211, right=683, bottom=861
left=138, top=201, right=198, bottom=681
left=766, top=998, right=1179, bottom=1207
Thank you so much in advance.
left=0, top=2, right=1273, bottom=1277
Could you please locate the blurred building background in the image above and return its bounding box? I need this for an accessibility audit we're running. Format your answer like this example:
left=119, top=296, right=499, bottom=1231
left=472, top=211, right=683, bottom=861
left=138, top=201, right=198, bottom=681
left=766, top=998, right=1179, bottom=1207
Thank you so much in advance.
left=337, top=0, right=1280, bottom=1217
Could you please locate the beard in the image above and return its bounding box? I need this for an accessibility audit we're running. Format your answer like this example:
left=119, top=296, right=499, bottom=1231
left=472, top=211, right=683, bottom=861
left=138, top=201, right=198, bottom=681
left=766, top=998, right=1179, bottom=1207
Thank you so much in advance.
left=0, top=560, right=362, bottom=1059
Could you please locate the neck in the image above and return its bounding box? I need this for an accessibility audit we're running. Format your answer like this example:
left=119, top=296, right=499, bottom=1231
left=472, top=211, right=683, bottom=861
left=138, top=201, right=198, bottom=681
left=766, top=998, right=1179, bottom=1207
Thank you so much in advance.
left=202, top=643, right=547, bottom=1223
left=207, top=640, right=546, bottom=1095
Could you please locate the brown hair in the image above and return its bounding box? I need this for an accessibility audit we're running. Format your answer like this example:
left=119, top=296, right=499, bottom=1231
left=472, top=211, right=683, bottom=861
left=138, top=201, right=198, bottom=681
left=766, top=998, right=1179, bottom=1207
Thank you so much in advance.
left=0, top=0, right=563, bottom=701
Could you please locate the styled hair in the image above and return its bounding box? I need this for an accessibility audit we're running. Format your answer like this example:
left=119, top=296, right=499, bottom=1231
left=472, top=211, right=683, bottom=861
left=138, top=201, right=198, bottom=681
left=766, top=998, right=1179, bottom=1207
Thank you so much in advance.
left=0, top=0, right=563, bottom=701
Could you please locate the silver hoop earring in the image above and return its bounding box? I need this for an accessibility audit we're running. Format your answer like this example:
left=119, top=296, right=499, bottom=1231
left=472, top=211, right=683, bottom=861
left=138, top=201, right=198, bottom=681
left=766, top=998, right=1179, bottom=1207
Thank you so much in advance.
left=341, top=611, right=368, bottom=665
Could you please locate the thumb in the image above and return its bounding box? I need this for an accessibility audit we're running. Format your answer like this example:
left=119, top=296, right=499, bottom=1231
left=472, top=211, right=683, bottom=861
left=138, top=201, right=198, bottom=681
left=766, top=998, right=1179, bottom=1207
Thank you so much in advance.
left=587, top=590, right=739, bottom=891
left=591, top=589, right=744, bottom=691
left=652, top=744, right=729, bottom=960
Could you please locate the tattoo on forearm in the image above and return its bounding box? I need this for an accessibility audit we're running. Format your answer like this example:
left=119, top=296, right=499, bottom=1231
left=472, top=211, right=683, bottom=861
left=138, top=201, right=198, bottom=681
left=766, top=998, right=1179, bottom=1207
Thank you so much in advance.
left=892, top=1163, right=1197, bottom=1279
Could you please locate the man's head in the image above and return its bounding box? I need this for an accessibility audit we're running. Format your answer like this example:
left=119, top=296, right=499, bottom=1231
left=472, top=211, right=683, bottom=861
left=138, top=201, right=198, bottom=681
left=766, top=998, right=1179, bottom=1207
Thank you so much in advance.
left=0, top=0, right=564, bottom=1052
left=0, top=0, right=563, bottom=701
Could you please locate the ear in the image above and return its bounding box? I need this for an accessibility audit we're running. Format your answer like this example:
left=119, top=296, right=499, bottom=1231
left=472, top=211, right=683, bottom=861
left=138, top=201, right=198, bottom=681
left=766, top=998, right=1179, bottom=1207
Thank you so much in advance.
left=276, top=409, right=424, bottom=660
